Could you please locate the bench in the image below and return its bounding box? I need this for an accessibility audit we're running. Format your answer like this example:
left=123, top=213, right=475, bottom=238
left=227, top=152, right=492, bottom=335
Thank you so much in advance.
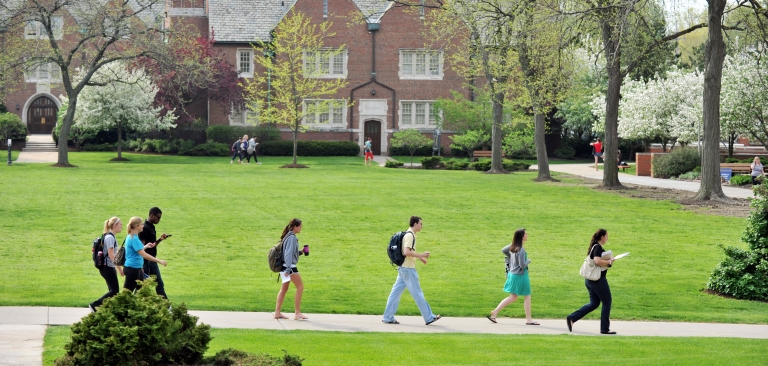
left=618, top=164, right=630, bottom=172
left=472, top=150, right=505, bottom=161
left=720, top=163, right=753, bottom=175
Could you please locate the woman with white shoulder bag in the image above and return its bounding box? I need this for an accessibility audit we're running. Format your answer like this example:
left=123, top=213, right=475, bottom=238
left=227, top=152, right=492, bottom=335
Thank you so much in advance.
left=567, top=228, right=616, bottom=334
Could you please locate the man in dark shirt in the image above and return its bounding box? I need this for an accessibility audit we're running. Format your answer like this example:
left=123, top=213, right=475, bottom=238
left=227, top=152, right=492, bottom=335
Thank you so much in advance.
left=138, top=207, right=170, bottom=299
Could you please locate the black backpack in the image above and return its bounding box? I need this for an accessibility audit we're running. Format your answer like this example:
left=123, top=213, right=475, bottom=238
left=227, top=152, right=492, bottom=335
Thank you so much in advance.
left=387, top=231, right=414, bottom=267
left=91, top=233, right=114, bottom=269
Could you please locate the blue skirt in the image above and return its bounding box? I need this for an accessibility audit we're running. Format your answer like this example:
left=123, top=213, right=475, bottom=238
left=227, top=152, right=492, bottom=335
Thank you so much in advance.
left=503, top=270, right=531, bottom=296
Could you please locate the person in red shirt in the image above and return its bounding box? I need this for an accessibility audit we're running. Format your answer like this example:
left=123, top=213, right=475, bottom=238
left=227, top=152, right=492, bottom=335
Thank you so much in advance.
left=590, top=138, right=603, bottom=171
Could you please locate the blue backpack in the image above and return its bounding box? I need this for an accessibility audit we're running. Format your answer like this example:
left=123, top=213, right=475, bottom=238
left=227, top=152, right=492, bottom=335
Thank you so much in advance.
left=387, top=231, right=414, bottom=267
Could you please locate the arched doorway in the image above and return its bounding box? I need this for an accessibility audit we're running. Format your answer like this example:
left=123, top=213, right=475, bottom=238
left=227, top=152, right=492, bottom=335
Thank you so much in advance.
left=364, top=120, right=381, bottom=155
left=26, top=96, right=58, bottom=134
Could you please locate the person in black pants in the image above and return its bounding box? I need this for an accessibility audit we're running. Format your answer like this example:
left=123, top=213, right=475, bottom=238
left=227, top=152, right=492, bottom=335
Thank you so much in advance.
left=567, top=228, right=617, bottom=334
left=89, top=217, right=125, bottom=311
left=139, top=207, right=170, bottom=299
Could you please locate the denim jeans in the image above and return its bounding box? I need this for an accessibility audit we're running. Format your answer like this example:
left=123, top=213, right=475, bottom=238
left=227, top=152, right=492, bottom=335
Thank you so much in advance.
left=143, top=260, right=168, bottom=299
left=569, top=276, right=612, bottom=332
left=382, top=267, right=437, bottom=323
left=91, top=266, right=120, bottom=308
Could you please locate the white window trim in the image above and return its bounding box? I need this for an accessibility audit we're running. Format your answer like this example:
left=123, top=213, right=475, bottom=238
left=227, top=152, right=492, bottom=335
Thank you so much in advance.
left=25, top=17, right=63, bottom=40
left=303, top=48, right=348, bottom=79
left=237, top=49, right=254, bottom=78
left=399, top=100, right=441, bottom=128
left=229, top=107, right=258, bottom=126
left=398, top=49, right=443, bottom=80
left=302, top=99, right=348, bottom=128
left=25, top=63, right=61, bottom=83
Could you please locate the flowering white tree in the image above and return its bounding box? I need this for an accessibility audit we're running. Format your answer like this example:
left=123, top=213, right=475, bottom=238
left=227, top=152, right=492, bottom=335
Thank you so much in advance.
left=721, top=53, right=767, bottom=155
left=70, top=63, right=176, bottom=160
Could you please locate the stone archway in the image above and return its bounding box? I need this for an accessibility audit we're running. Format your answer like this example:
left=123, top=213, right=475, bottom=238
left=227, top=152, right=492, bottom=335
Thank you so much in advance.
left=24, top=95, right=59, bottom=134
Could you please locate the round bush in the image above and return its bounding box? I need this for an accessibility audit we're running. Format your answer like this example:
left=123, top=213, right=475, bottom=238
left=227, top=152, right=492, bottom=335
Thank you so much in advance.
left=179, top=142, right=229, bottom=156
left=729, top=175, right=752, bottom=186
left=651, top=148, right=700, bottom=178
left=260, top=140, right=360, bottom=156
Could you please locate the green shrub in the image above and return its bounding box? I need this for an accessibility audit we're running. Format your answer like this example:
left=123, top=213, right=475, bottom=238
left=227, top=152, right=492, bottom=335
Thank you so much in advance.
left=706, top=182, right=768, bottom=301
left=179, top=142, right=229, bottom=156
left=389, top=145, right=442, bottom=156
left=177, top=140, right=196, bottom=155
left=677, top=171, right=700, bottom=180
left=725, top=157, right=741, bottom=163
left=82, top=143, right=117, bottom=152
left=470, top=159, right=492, bottom=171
left=385, top=160, right=405, bottom=168
left=206, top=125, right=281, bottom=144
left=729, top=175, right=752, bottom=186
left=0, top=112, right=27, bottom=140
left=553, top=146, right=576, bottom=159
left=503, top=160, right=531, bottom=172
left=445, top=160, right=469, bottom=170
left=125, top=139, right=142, bottom=152
left=203, top=348, right=303, bottom=366
left=259, top=140, right=359, bottom=156
left=651, top=148, right=700, bottom=178
left=55, top=279, right=211, bottom=366
left=421, top=156, right=445, bottom=169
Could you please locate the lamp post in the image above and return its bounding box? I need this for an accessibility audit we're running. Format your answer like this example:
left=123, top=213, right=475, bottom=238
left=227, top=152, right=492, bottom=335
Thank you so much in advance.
left=6, top=138, right=11, bottom=166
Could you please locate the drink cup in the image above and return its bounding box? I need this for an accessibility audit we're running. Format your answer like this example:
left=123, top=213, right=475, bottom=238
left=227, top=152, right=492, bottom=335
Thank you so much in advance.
left=302, top=245, right=309, bottom=256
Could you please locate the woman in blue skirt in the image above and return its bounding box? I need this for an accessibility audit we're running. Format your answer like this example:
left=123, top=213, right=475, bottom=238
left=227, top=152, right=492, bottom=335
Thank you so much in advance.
left=487, top=228, right=539, bottom=325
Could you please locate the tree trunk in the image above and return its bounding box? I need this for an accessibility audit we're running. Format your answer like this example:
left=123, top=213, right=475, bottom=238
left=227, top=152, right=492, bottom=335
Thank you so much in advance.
left=601, top=60, right=622, bottom=188
left=56, top=97, right=77, bottom=167
left=292, top=127, right=298, bottom=165
left=728, top=134, right=734, bottom=158
left=117, top=122, right=123, bottom=159
left=695, top=0, right=728, bottom=201
left=489, top=90, right=506, bottom=173
left=534, top=112, right=551, bottom=180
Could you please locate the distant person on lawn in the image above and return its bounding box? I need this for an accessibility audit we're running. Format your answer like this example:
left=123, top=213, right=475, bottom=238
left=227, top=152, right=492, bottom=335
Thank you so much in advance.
left=364, top=137, right=374, bottom=166
left=590, top=138, right=603, bottom=171
left=89, top=217, right=124, bottom=312
left=230, top=137, right=243, bottom=164
left=246, top=136, right=260, bottom=164
left=751, top=156, right=764, bottom=185
left=124, top=216, right=167, bottom=293
left=139, top=207, right=170, bottom=299
left=487, top=228, right=538, bottom=325
left=382, top=216, right=442, bottom=325
left=274, top=218, right=308, bottom=321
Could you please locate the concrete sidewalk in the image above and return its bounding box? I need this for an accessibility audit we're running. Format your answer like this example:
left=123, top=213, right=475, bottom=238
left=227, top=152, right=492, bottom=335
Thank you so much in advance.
left=15, top=134, right=58, bottom=164
left=535, top=163, right=753, bottom=199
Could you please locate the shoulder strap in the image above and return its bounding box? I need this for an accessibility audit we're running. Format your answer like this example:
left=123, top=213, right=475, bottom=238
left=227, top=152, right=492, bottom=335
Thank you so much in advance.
left=406, top=231, right=415, bottom=250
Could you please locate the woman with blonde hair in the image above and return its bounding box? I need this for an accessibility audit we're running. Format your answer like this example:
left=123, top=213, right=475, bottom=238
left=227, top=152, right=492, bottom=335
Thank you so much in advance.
left=123, top=216, right=167, bottom=292
left=750, top=156, right=764, bottom=185
left=89, top=217, right=125, bottom=311
left=274, top=218, right=307, bottom=320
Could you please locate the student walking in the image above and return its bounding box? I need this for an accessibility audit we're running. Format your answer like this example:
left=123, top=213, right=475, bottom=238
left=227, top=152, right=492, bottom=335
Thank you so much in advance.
left=139, top=207, right=171, bottom=299
left=382, top=216, right=442, bottom=325
left=274, top=218, right=308, bottom=320
left=246, top=136, right=260, bottom=164
left=89, top=217, right=125, bottom=312
left=567, top=228, right=617, bottom=334
left=241, top=135, right=249, bottom=163
left=590, top=138, right=603, bottom=171
left=123, top=216, right=167, bottom=293
left=364, top=137, right=374, bottom=166
left=230, top=137, right=243, bottom=164
left=487, top=228, right=538, bottom=325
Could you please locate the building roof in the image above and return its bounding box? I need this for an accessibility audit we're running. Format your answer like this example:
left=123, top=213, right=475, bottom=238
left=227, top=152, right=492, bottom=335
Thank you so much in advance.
left=208, top=0, right=393, bottom=43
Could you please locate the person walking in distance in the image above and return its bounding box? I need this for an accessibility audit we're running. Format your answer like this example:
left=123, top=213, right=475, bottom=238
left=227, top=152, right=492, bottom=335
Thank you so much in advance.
left=246, top=136, right=260, bottom=164
left=382, top=216, right=442, bottom=325
left=590, top=138, right=603, bottom=171
left=89, top=217, right=125, bottom=312
left=567, top=228, right=617, bottom=334
left=139, top=207, right=170, bottom=299
left=487, top=228, right=539, bottom=325
left=230, top=137, right=243, bottom=164
left=124, top=216, right=167, bottom=293
left=274, top=218, right=308, bottom=320
left=364, top=137, right=374, bottom=166
left=241, top=135, right=250, bottom=164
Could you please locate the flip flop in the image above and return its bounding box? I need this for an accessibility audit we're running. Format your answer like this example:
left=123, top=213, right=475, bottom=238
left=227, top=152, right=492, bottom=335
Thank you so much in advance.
left=294, top=315, right=309, bottom=321
left=273, top=315, right=288, bottom=319
left=526, top=322, right=540, bottom=325
left=486, top=315, right=497, bottom=324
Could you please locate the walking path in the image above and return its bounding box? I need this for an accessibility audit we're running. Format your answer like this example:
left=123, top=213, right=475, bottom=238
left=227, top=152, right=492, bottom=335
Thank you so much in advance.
left=2, top=306, right=768, bottom=366
left=15, top=135, right=58, bottom=164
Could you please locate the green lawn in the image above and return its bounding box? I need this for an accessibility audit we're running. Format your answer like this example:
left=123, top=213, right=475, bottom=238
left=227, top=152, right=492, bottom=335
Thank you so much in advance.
left=1, top=152, right=766, bottom=324
left=43, top=326, right=768, bottom=366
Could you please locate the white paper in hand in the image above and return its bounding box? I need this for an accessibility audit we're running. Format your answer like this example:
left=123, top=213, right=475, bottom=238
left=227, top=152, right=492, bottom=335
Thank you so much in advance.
left=614, top=252, right=630, bottom=260
left=280, top=271, right=291, bottom=283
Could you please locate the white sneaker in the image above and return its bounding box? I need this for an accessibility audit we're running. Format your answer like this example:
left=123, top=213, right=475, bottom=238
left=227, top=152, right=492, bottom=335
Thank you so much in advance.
left=257, top=162, right=262, bottom=165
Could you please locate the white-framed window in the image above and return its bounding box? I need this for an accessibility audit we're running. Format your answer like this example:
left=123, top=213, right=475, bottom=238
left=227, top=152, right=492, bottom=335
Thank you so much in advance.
left=399, top=49, right=443, bottom=80
left=399, top=100, right=440, bottom=127
left=303, top=49, right=347, bottom=78
left=26, top=63, right=61, bottom=83
left=25, top=17, right=63, bottom=40
left=237, top=49, right=254, bottom=78
left=302, top=99, right=347, bottom=126
left=230, top=107, right=258, bottom=126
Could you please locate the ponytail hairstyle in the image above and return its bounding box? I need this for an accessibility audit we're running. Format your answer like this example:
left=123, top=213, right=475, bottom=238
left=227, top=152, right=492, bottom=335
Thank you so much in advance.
left=103, top=217, right=121, bottom=234
left=588, top=228, right=608, bottom=255
left=510, top=228, right=526, bottom=253
left=127, top=216, right=143, bottom=235
left=280, top=218, right=302, bottom=240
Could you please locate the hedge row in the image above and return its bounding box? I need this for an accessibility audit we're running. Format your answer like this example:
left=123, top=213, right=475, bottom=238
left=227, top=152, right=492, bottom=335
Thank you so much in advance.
left=260, top=140, right=360, bottom=156
left=206, top=125, right=281, bottom=144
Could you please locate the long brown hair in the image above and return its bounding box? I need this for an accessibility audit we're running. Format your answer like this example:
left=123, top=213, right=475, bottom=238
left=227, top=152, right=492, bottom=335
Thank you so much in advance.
left=588, top=228, right=607, bottom=254
left=510, top=228, right=526, bottom=253
left=280, top=218, right=302, bottom=240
